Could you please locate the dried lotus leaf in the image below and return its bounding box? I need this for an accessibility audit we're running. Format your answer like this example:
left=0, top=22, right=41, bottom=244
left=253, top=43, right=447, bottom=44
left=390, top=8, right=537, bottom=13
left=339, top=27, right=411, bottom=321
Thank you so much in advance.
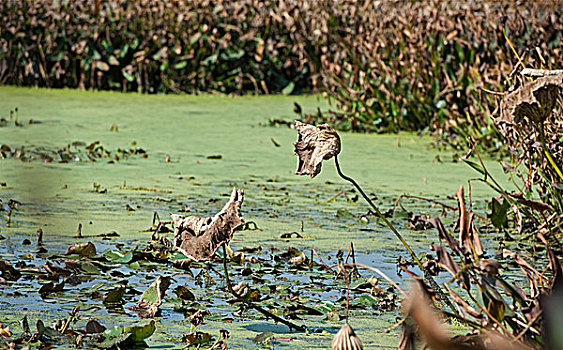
left=294, top=121, right=341, bottom=178
left=171, top=188, right=244, bottom=261
left=499, top=74, right=563, bottom=126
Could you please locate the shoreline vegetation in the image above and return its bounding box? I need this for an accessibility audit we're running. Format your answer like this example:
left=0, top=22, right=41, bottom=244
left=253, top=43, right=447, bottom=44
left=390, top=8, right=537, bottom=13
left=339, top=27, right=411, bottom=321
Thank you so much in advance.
left=1, top=1, right=561, bottom=149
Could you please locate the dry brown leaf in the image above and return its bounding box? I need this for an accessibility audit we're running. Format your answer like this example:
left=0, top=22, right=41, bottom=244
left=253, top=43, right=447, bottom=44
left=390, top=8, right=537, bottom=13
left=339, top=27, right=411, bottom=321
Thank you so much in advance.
left=456, top=186, right=483, bottom=261
left=429, top=216, right=462, bottom=256
left=499, top=73, right=563, bottom=126
left=171, top=187, right=244, bottom=261
left=294, top=121, right=341, bottom=178
left=431, top=244, right=470, bottom=290
left=508, top=192, right=554, bottom=212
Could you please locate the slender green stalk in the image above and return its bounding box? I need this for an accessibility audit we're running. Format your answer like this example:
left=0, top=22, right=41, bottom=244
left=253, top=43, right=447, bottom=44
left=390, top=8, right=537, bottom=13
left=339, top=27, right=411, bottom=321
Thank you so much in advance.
left=334, top=156, right=458, bottom=314
left=334, top=156, right=421, bottom=268
left=538, top=124, right=563, bottom=182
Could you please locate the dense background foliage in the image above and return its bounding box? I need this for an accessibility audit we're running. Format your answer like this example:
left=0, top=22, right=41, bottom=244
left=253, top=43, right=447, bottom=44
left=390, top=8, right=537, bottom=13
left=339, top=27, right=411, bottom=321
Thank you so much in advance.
left=1, top=1, right=561, bottom=143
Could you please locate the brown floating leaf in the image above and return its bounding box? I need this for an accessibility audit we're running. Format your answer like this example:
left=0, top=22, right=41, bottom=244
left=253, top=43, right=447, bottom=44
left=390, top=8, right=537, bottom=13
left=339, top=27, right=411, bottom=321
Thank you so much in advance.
left=65, top=242, right=96, bottom=257
left=171, top=188, right=244, bottom=261
left=85, top=320, right=106, bottom=334
left=294, top=121, right=341, bottom=178
left=0, top=260, right=21, bottom=281
left=499, top=73, right=563, bottom=125
left=331, top=323, right=363, bottom=350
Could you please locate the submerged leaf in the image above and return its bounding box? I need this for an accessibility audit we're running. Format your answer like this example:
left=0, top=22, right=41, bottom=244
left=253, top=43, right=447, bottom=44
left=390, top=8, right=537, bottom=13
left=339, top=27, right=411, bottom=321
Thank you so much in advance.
left=294, top=121, right=341, bottom=178
left=171, top=187, right=244, bottom=261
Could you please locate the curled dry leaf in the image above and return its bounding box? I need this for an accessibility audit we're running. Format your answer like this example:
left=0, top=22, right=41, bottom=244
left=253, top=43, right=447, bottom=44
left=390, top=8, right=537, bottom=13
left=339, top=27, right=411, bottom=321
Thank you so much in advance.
left=130, top=276, right=171, bottom=318
left=294, top=121, right=341, bottom=178
left=331, top=323, right=363, bottom=350
left=499, top=73, right=563, bottom=126
left=65, top=242, right=96, bottom=257
left=171, top=188, right=244, bottom=261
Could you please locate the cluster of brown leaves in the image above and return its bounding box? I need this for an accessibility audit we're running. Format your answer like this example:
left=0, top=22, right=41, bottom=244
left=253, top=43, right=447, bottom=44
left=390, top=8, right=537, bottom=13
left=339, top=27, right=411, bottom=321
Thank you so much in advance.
left=399, top=184, right=563, bottom=349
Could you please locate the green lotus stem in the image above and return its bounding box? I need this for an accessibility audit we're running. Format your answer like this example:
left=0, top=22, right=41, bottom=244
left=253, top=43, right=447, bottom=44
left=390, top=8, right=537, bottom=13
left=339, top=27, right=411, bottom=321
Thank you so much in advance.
left=334, top=156, right=458, bottom=314
left=334, top=156, right=422, bottom=269
left=538, top=124, right=563, bottom=182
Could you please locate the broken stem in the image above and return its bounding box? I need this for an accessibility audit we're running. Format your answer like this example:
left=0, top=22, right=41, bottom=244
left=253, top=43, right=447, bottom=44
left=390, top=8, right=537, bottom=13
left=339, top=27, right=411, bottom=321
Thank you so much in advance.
left=221, top=244, right=306, bottom=332
left=60, top=306, right=79, bottom=334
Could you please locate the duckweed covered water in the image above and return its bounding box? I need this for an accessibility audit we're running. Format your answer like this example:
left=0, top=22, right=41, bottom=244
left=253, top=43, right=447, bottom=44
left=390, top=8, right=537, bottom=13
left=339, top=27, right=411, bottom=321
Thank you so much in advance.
left=0, top=87, right=506, bottom=349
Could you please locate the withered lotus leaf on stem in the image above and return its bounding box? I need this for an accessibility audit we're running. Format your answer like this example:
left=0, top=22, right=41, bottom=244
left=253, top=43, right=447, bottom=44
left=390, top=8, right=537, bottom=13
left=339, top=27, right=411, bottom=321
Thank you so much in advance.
left=499, top=73, right=563, bottom=126
left=171, top=188, right=244, bottom=261
left=294, top=121, right=341, bottom=178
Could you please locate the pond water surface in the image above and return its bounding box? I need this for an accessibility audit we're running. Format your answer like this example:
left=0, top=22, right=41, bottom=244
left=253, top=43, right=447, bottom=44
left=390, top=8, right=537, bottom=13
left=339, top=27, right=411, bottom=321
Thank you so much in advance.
left=0, top=87, right=506, bottom=349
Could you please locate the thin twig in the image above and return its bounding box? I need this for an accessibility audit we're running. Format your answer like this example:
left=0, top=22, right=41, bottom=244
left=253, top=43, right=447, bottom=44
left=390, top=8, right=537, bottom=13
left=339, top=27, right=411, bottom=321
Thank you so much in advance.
left=392, top=194, right=457, bottom=212
left=312, top=248, right=333, bottom=271
left=221, top=244, right=306, bottom=332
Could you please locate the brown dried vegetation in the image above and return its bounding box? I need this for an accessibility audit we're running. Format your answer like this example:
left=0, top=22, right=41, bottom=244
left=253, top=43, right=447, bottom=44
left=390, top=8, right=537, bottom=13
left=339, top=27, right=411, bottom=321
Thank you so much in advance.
left=171, top=188, right=244, bottom=261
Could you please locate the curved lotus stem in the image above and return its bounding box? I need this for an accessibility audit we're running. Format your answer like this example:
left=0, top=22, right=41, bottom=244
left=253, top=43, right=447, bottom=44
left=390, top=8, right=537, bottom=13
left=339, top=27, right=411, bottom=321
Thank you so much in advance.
left=334, top=156, right=422, bottom=269
left=334, top=156, right=457, bottom=314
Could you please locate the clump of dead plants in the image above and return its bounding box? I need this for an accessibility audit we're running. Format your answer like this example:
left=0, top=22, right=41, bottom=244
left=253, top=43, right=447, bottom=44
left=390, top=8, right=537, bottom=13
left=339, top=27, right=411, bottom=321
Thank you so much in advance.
left=293, top=112, right=562, bottom=349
